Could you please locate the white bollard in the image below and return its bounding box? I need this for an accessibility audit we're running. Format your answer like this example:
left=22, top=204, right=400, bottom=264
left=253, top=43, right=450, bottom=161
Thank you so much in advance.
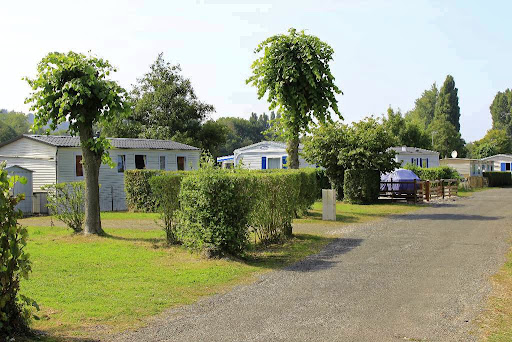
left=322, top=189, right=337, bottom=221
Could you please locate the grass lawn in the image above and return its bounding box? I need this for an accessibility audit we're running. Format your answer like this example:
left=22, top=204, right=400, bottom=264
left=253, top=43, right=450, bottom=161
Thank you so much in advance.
left=19, top=200, right=420, bottom=340
left=478, top=245, right=512, bottom=342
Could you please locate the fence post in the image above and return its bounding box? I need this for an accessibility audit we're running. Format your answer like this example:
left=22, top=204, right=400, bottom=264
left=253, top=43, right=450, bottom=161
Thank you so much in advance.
left=414, top=179, right=417, bottom=204
left=425, top=180, right=430, bottom=202
left=441, top=179, right=445, bottom=199
left=391, top=178, right=394, bottom=202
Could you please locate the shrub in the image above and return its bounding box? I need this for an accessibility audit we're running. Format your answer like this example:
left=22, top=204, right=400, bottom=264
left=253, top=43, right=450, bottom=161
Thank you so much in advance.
left=404, top=163, right=460, bottom=180
left=149, top=173, right=187, bottom=244
left=248, top=171, right=300, bottom=244
left=125, top=170, right=165, bottom=212
left=175, top=170, right=253, bottom=256
left=0, top=165, right=37, bottom=335
left=343, top=169, right=380, bottom=204
left=483, top=171, right=512, bottom=187
left=42, top=182, right=85, bottom=233
left=315, top=168, right=331, bottom=199
left=296, top=169, right=318, bottom=215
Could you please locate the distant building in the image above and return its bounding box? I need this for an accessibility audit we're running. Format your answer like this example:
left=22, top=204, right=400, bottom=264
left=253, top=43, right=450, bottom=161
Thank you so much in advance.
left=389, top=146, right=440, bottom=168
left=217, top=141, right=314, bottom=170
left=440, top=158, right=493, bottom=178
left=480, top=154, right=512, bottom=172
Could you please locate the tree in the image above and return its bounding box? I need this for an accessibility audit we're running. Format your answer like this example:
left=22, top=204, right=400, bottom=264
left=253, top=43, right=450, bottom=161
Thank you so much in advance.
left=468, top=129, right=512, bottom=158
left=102, top=53, right=221, bottom=152
left=0, top=111, right=31, bottom=136
left=25, top=52, right=129, bottom=235
left=490, top=89, right=512, bottom=135
left=0, top=121, right=17, bottom=143
left=434, top=75, right=461, bottom=131
left=247, top=28, right=342, bottom=169
left=195, top=120, right=227, bottom=158
left=303, top=117, right=398, bottom=198
left=428, top=118, right=465, bottom=158
left=405, top=83, right=438, bottom=130
left=382, top=107, right=431, bottom=149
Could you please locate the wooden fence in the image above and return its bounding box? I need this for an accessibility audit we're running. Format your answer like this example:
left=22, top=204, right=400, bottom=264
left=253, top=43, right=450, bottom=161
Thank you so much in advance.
left=380, top=179, right=458, bottom=203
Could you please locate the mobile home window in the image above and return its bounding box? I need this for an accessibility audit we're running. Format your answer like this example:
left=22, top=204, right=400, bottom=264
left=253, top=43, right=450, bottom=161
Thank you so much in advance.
left=117, top=155, right=126, bottom=173
left=75, top=155, right=83, bottom=177
left=268, top=158, right=281, bottom=169
left=177, top=156, right=186, bottom=171
left=135, top=155, right=146, bottom=169
left=507, top=163, right=511, bottom=171
left=159, top=156, right=166, bottom=170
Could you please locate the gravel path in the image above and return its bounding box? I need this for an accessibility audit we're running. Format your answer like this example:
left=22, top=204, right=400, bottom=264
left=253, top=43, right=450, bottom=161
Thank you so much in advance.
left=112, top=188, right=512, bottom=342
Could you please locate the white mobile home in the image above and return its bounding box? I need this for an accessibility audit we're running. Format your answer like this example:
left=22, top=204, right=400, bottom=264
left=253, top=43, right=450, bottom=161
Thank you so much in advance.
left=228, top=141, right=314, bottom=169
left=440, top=158, right=494, bottom=178
left=481, top=154, right=512, bottom=172
left=6, top=165, right=33, bottom=214
left=389, top=146, right=440, bottom=168
left=0, top=135, right=200, bottom=211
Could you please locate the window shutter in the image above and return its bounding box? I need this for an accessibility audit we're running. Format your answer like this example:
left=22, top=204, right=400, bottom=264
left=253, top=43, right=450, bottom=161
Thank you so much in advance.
left=501, top=163, right=506, bottom=171
left=261, top=157, right=267, bottom=169
left=426, top=158, right=429, bottom=168
left=282, top=156, right=287, bottom=169
left=411, top=158, right=414, bottom=165
left=419, top=158, right=422, bottom=167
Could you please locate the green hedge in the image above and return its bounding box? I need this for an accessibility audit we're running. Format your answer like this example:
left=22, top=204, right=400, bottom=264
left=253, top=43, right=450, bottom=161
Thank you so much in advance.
left=483, top=171, right=512, bottom=187
left=125, top=170, right=165, bottom=212
left=175, top=171, right=253, bottom=256
left=404, top=164, right=460, bottom=180
left=343, top=169, right=380, bottom=204
left=149, top=173, right=187, bottom=244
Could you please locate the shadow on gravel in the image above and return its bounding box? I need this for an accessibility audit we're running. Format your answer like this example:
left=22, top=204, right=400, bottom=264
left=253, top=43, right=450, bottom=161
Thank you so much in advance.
left=286, top=238, right=363, bottom=273
left=395, top=213, right=503, bottom=221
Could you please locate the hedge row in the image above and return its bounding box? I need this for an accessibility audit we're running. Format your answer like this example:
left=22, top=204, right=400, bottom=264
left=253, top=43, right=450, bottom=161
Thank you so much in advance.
left=483, top=171, right=512, bottom=187
left=125, top=170, right=165, bottom=212
left=404, top=164, right=460, bottom=180
left=343, top=169, right=380, bottom=204
left=141, top=168, right=318, bottom=256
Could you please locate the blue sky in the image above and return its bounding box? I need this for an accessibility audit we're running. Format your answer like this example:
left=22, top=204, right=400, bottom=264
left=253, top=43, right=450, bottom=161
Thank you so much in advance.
left=1, top=0, right=511, bottom=141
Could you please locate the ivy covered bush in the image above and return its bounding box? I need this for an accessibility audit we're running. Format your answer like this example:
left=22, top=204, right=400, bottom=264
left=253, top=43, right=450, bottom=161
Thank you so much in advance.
left=404, top=163, right=460, bottom=180
left=175, top=170, right=254, bottom=257
left=343, top=169, right=380, bottom=204
left=0, top=165, right=37, bottom=336
left=125, top=170, right=165, bottom=212
left=483, top=171, right=512, bottom=187
left=149, top=173, right=187, bottom=244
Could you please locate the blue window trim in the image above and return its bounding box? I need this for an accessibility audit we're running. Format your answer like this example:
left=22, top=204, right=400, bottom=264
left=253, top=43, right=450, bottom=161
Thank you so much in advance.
left=261, top=156, right=267, bottom=169
left=282, top=156, right=287, bottom=169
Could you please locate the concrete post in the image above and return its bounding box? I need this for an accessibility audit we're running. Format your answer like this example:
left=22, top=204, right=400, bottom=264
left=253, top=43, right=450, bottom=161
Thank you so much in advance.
left=322, top=189, right=337, bottom=221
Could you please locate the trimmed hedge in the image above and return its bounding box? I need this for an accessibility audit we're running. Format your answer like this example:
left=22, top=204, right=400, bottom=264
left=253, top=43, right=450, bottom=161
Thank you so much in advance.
left=125, top=170, right=165, bottom=212
left=404, top=164, right=460, bottom=180
left=483, top=171, right=512, bottom=187
left=343, top=169, right=380, bottom=204
left=175, top=170, right=253, bottom=256
left=149, top=173, right=187, bottom=244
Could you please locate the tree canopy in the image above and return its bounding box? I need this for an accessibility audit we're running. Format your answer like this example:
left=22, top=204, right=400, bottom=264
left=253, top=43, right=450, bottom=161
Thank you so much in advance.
left=490, top=89, right=512, bottom=135
left=247, top=28, right=342, bottom=168
left=405, top=83, right=438, bottom=130
left=434, top=75, right=461, bottom=132
left=25, top=51, right=129, bottom=235
left=467, top=129, right=512, bottom=158
left=382, top=107, right=431, bottom=149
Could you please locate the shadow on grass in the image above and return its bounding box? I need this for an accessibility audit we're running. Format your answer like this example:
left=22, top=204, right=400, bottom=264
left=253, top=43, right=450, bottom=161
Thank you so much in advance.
left=17, top=331, right=99, bottom=342
left=102, top=232, right=163, bottom=245
left=286, top=238, right=363, bottom=273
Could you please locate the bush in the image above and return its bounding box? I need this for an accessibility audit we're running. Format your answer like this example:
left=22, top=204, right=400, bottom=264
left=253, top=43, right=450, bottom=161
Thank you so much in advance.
left=125, top=170, right=165, bottom=212
left=296, top=169, right=318, bottom=215
left=0, top=165, right=37, bottom=335
left=404, top=163, right=460, bottom=180
left=149, top=173, right=187, bottom=244
left=483, top=171, right=512, bottom=187
left=343, top=169, right=380, bottom=204
left=248, top=171, right=300, bottom=244
left=175, top=170, right=253, bottom=257
left=42, top=182, right=85, bottom=233
left=315, top=168, right=331, bottom=199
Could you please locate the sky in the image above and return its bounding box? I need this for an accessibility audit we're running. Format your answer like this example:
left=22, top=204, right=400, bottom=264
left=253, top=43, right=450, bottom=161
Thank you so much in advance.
left=1, top=0, right=511, bottom=142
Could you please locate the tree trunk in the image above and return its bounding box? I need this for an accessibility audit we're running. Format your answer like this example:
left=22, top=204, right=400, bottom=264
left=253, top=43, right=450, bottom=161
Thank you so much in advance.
left=79, top=125, right=104, bottom=235
left=286, top=131, right=300, bottom=169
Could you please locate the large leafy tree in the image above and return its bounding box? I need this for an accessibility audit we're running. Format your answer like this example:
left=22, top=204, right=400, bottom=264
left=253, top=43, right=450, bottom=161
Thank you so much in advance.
left=467, top=128, right=512, bottom=158
left=382, top=107, right=431, bottom=149
left=247, top=28, right=342, bottom=169
left=303, top=117, right=398, bottom=198
left=405, top=83, right=438, bottom=130
left=25, top=52, right=129, bottom=235
left=428, top=117, right=465, bottom=158
left=490, top=89, right=512, bottom=135
left=0, top=121, right=17, bottom=143
left=434, top=75, right=461, bottom=132
left=0, top=111, right=31, bottom=136
left=103, top=53, right=224, bottom=154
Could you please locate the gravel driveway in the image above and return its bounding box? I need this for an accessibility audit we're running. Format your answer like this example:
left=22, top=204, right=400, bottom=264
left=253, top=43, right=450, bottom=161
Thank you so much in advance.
left=112, top=188, right=512, bottom=342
